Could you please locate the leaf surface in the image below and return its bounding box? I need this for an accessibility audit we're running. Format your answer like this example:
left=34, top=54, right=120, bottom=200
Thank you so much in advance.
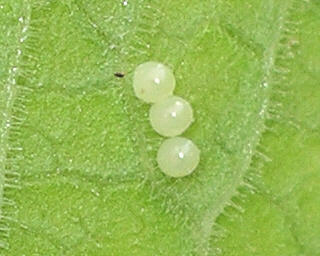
left=0, top=0, right=319, bottom=255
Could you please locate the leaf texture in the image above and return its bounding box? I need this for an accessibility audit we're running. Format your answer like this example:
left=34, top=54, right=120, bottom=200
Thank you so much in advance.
left=0, top=0, right=319, bottom=255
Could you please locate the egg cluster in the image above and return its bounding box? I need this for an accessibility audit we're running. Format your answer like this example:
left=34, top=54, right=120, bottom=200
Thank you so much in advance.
left=133, top=62, right=200, bottom=178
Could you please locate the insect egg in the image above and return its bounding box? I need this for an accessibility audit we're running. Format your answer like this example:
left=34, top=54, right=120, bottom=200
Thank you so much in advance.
left=133, top=61, right=175, bottom=103
left=150, top=96, right=194, bottom=137
left=157, top=137, right=200, bottom=178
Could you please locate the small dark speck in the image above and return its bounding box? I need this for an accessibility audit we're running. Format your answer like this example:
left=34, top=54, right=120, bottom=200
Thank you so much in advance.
left=114, top=72, right=125, bottom=78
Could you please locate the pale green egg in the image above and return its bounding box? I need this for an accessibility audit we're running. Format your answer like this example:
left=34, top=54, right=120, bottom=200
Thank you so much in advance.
left=150, top=96, right=193, bottom=137
left=157, top=137, right=200, bottom=178
left=133, top=62, right=175, bottom=103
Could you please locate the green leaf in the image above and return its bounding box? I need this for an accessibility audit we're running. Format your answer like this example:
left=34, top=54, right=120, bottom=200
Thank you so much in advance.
left=213, top=2, right=320, bottom=255
left=0, top=0, right=319, bottom=255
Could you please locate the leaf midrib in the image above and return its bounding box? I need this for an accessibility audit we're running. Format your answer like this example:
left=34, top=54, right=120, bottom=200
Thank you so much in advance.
left=206, top=0, right=295, bottom=252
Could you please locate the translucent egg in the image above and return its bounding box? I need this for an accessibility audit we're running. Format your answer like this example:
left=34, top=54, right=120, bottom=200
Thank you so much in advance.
left=133, top=62, right=176, bottom=103
left=150, top=96, right=193, bottom=137
left=157, top=137, right=200, bottom=178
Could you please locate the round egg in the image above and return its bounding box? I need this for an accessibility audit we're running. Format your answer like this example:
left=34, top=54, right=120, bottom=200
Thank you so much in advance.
left=133, top=62, right=175, bottom=103
left=150, top=96, right=193, bottom=137
left=157, top=137, right=200, bottom=178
